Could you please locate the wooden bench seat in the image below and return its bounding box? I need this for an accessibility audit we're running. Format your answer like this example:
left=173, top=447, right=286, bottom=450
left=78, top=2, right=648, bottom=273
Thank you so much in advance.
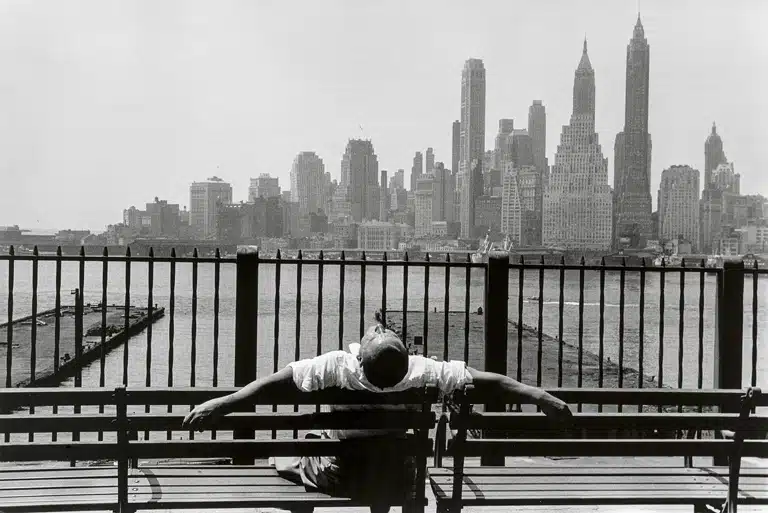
left=1, top=385, right=439, bottom=513
left=430, top=387, right=768, bottom=513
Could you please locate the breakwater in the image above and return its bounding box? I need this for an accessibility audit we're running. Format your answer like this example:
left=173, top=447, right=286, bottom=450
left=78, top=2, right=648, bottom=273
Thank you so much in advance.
left=0, top=304, right=165, bottom=388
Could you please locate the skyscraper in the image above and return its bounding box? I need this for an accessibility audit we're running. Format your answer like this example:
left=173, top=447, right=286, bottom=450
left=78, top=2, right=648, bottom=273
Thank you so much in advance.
left=494, top=119, right=515, bottom=172
left=528, top=101, right=547, bottom=177
left=451, top=121, right=460, bottom=174
left=290, top=152, right=325, bottom=217
left=704, top=123, right=728, bottom=189
left=658, top=165, right=700, bottom=251
left=426, top=147, right=435, bottom=177
left=341, top=139, right=380, bottom=222
left=189, top=176, right=233, bottom=240
left=410, top=151, right=423, bottom=191
left=613, top=15, right=653, bottom=248
left=380, top=169, right=389, bottom=221
left=249, top=174, right=281, bottom=201
left=459, top=58, right=486, bottom=238
left=543, top=40, right=612, bottom=251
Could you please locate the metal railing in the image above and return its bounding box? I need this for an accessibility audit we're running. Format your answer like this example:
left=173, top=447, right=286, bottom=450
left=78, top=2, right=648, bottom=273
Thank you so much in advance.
left=0, top=246, right=765, bottom=403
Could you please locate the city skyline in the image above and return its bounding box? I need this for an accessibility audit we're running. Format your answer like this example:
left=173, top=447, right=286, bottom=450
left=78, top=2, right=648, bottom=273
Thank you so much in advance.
left=0, top=1, right=765, bottom=231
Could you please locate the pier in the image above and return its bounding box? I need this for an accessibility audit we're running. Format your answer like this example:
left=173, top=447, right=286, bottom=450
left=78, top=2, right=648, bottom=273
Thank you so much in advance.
left=0, top=304, right=164, bottom=388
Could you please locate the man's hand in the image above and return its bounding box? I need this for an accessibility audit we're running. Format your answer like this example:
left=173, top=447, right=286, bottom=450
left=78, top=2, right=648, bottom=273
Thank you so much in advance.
left=539, top=395, right=574, bottom=429
left=182, top=398, right=225, bottom=432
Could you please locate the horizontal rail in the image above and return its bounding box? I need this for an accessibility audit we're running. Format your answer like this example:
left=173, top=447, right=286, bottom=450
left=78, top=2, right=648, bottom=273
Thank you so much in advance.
left=125, top=387, right=439, bottom=405
left=127, top=438, right=433, bottom=459
left=0, top=414, right=116, bottom=433
left=457, top=439, right=768, bottom=458
left=452, top=412, right=768, bottom=432
left=464, top=388, right=765, bottom=407
left=0, top=389, right=116, bottom=409
left=0, top=442, right=120, bottom=461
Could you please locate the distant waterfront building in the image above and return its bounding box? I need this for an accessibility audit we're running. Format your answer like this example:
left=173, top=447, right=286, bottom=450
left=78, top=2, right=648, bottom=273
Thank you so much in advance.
left=543, top=40, right=612, bottom=251
left=249, top=174, right=281, bottom=201
left=704, top=123, right=728, bottom=189
left=658, top=165, right=700, bottom=252
left=410, top=152, right=423, bottom=192
left=613, top=15, right=653, bottom=248
left=357, top=220, right=405, bottom=251
left=414, top=177, right=434, bottom=238
left=459, top=58, right=486, bottom=238
left=425, top=147, right=435, bottom=177
left=474, top=195, right=502, bottom=234
left=341, top=139, right=380, bottom=222
left=190, top=176, right=233, bottom=240
left=493, top=119, right=515, bottom=173
left=391, top=169, right=405, bottom=190
left=711, top=162, right=740, bottom=194
left=501, top=168, right=522, bottom=245
left=528, top=101, right=547, bottom=178
left=452, top=121, right=460, bottom=174
left=700, top=161, right=741, bottom=252
left=289, top=152, right=326, bottom=218
left=516, top=165, right=543, bottom=246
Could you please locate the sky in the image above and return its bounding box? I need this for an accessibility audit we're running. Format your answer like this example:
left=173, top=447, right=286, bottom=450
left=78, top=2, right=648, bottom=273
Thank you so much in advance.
left=0, top=0, right=766, bottom=232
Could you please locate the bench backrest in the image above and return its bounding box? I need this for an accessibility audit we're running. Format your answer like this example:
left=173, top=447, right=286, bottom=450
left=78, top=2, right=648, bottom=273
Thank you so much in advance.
left=444, top=386, right=767, bottom=510
left=0, top=387, right=120, bottom=463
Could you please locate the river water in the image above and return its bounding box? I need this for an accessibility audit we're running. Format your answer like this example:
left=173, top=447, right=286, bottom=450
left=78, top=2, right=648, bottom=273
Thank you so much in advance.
left=0, top=260, right=766, bottom=391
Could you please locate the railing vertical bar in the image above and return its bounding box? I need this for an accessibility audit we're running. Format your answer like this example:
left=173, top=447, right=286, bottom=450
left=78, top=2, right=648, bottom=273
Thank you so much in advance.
left=678, top=259, right=686, bottom=409
left=98, top=248, right=108, bottom=442
left=4, top=246, right=14, bottom=408
left=123, top=247, right=131, bottom=386
left=166, top=249, right=176, bottom=441
left=359, top=252, right=366, bottom=340
left=52, top=247, right=62, bottom=442
left=294, top=250, right=303, bottom=439
left=423, top=253, right=430, bottom=357
left=145, top=248, right=154, bottom=440
left=752, top=261, right=758, bottom=388
left=29, top=247, right=38, bottom=442
left=639, top=258, right=646, bottom=412
left=316, top=251, right=324, bottom=414
left=618, top=257, right=626, bottom=413
left=463, top=254, right=470, bottom=364
left=536, top=256, right=544, bottom=390
left=272, top=249, right=282, bottom=439
left=403, top=252, right=409, bottom=346
left=211, top=248, right=220, bottom=440
left=557, top=256, right=565, bottom=388
left=338, top=251, right=345, bottom=351
left=516, top=256, right=524, bottom=413
left=698, top=259, right=705, bottom=413
left=443, top=254, right=450, bottom=363
left=72, top=247, right=85, bottom=458
left=381, top=252, right=387, bottom=326
left=598, top=257, right=606, bottom=413
left=577, top=256, right=585, bottom=413
left=189, top=248, right=197, bottom=440
left=658, top=260, right=666, bottom=413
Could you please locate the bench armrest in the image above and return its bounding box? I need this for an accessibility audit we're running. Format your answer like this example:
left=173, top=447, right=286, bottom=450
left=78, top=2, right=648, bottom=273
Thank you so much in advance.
left=434, top=413, right=449, bottom=468
left=725, top=387, right=762, bottom=513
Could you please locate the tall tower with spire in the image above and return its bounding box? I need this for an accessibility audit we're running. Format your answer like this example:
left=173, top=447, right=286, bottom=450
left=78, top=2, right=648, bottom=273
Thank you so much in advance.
left=613, top=14, right=653, bottom=249
left=543, top=40, right=612, bottom=251
left=704, top=122, right=727, bottom=188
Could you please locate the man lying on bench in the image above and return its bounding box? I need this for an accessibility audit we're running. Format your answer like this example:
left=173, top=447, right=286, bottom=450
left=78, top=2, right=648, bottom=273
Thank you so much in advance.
left=183, top=312, right=572, bottom=511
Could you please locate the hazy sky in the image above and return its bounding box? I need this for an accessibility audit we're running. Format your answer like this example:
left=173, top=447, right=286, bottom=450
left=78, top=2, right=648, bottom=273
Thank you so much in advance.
left=0, top=0, right=765, bottom=232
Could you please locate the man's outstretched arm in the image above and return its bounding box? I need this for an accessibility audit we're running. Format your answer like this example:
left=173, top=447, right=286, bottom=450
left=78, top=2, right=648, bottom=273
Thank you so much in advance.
left=466, top=367, right=573, bottom=424
left=182, top=366, right=296, bottom=431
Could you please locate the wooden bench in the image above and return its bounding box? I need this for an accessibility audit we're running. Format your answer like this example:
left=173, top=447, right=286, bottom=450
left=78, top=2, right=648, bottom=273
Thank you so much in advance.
left=430, top=386, right=768, bottom=513
left=1, top=385, right=438, bottom=513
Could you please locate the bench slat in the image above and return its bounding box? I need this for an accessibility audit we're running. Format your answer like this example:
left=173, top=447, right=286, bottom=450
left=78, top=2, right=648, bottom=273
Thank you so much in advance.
left=128, top=438, right=431, bottom=459
left=0, top=442, right=120, bottom=461
left=0, top=389, right=115, bottom=409
left=125, top=386, right=439, bottom=406
left=126, top=410, right=435, bottom=431
left=458, top=439, right=768, bottom=458
left=454, top=412, right=768, bottom=431
left=428, top=465, right=767, bottom=476
left=0, top=414, right=116, bottom=433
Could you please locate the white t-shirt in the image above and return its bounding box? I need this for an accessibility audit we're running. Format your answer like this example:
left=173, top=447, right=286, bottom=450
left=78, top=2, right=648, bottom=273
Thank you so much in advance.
left=288, top=344, right=473, bottom=439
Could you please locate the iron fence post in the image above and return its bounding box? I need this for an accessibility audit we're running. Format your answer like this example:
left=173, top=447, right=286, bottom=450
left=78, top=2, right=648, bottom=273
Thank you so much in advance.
left=714, top=260, right=744, bottom=466
left=234, top=245, right=259, bottom=465
left=482, top=250, right=509, bottom=466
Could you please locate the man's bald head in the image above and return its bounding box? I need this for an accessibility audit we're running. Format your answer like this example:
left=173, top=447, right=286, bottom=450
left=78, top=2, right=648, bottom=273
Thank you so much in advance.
left=358, top=325, right=409, bottom=389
